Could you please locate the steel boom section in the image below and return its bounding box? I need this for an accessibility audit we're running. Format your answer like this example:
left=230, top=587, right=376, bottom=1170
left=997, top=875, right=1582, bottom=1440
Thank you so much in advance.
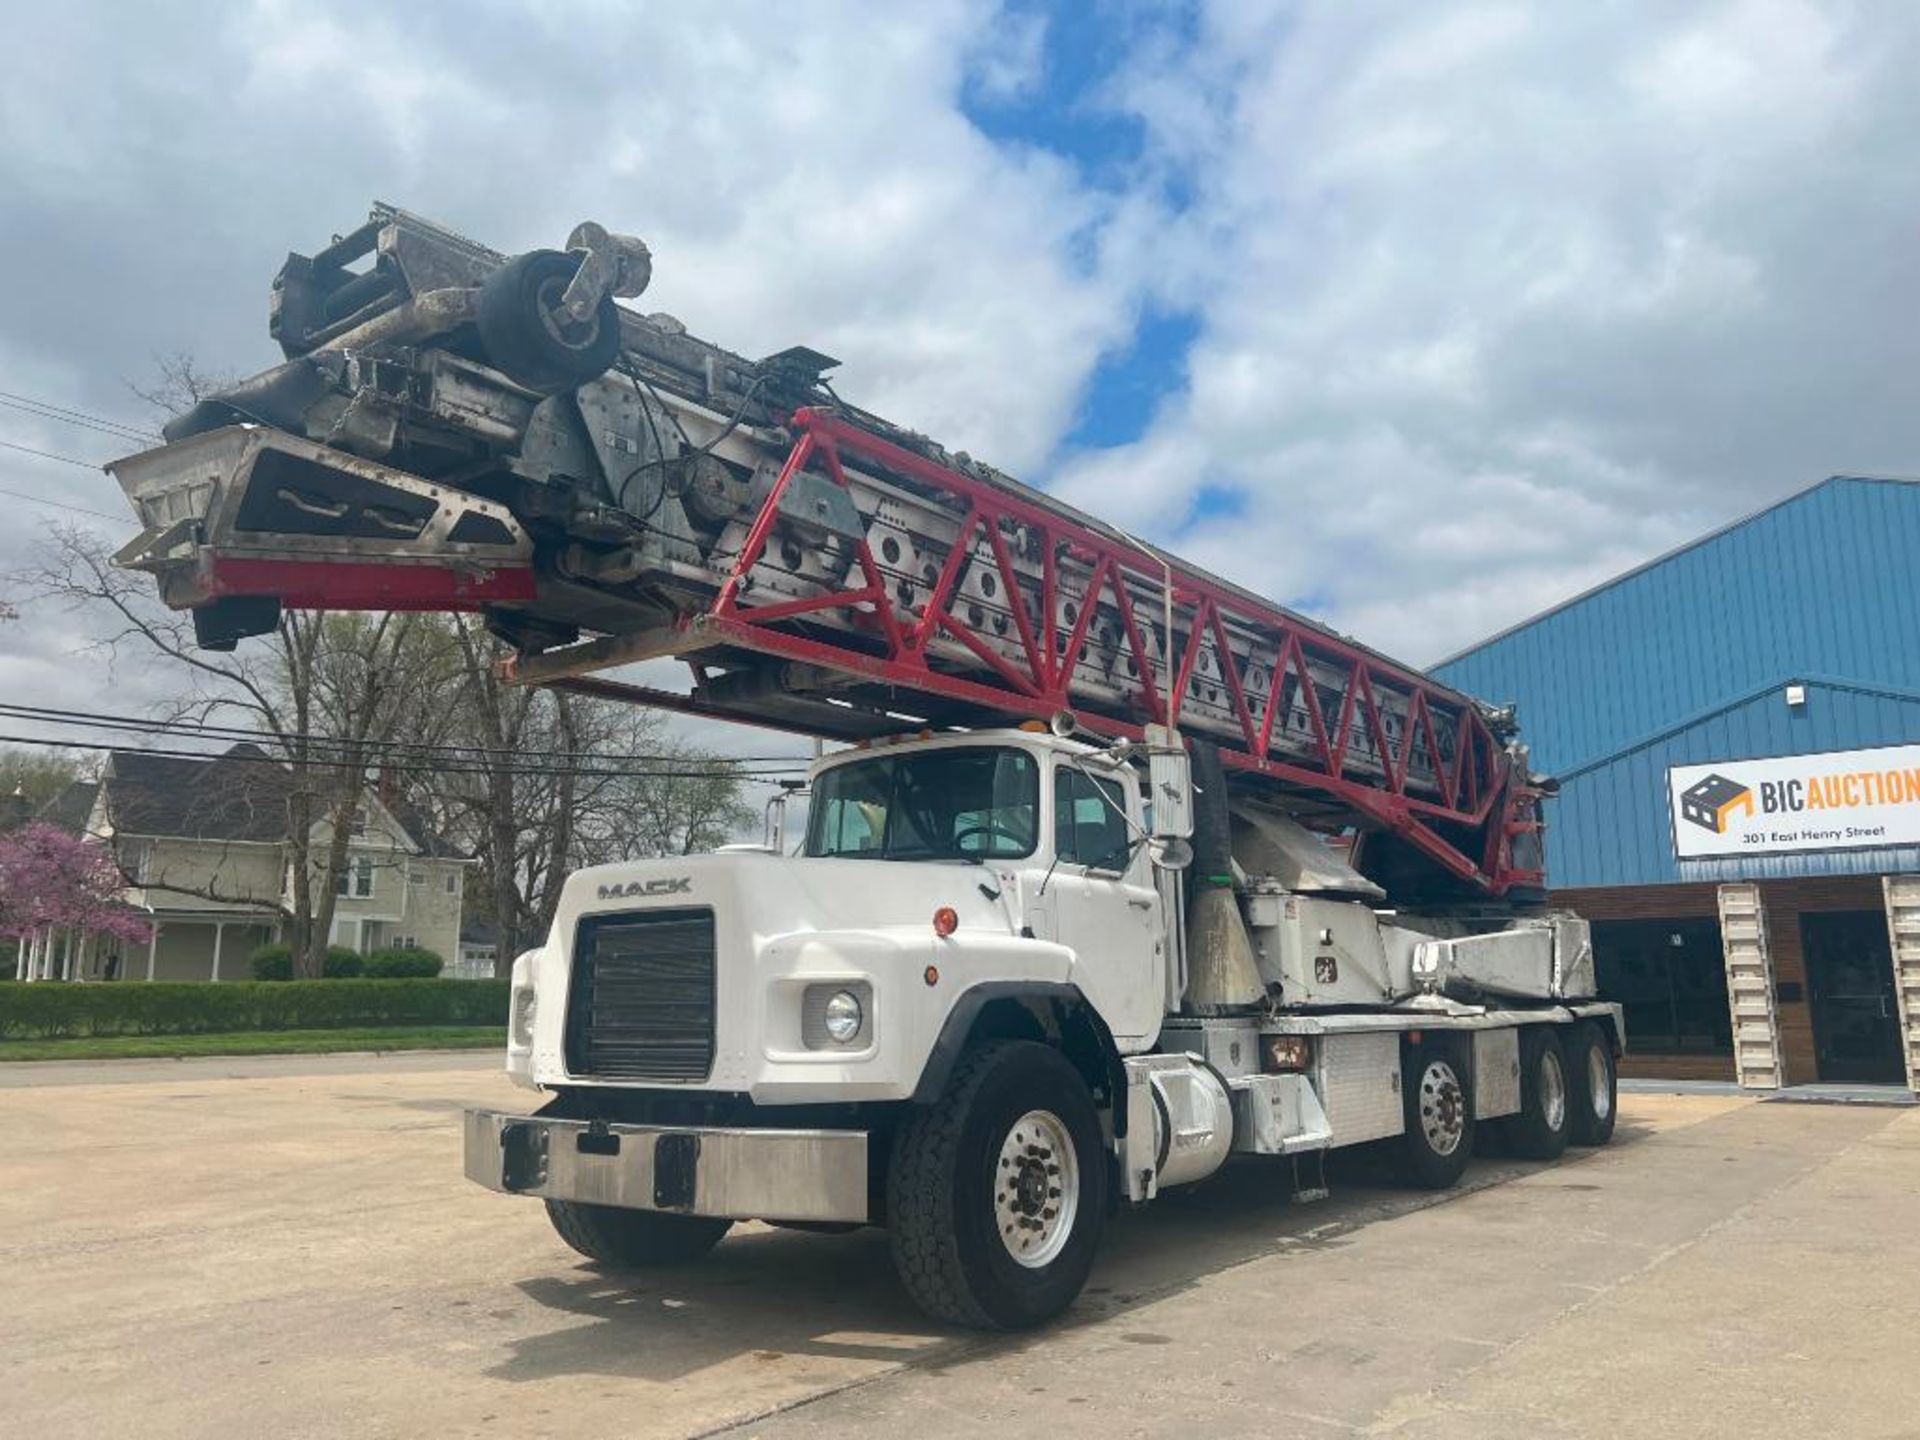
left=699, top=409, right=1538, bottom=894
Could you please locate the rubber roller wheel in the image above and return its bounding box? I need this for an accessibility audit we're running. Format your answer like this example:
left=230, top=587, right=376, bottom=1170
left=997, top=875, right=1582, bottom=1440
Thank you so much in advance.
left=476, top=248, right=622, bottom=393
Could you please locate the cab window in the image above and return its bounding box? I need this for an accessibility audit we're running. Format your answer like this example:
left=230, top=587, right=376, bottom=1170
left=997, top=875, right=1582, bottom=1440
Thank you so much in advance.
left=1054, top=766, right=1132, bottom=871
left=806, top=747, right=1039, bottom=860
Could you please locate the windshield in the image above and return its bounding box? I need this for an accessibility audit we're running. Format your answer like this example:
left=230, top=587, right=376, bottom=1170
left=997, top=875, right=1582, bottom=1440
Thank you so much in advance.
left=805, top=747, right=1039, bottom=861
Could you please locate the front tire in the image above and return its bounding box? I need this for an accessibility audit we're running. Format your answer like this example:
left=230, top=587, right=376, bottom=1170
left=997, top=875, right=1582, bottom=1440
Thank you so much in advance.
left=1395, top=1041, right=1474, bottom=1188
left=887, top=1040, right=1107, bottom=1330
left=544, top=1199, right=731, bottom=1267
left=1565, top=1022, right=1618, bottom=1147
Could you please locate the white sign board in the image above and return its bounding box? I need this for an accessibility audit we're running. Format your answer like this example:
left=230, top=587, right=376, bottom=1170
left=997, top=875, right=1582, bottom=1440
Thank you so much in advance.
left=1669, top=744, right=1920, bottom=859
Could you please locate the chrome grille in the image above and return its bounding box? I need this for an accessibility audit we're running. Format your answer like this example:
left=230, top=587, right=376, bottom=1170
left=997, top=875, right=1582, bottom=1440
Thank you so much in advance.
left=565, top=908, right=716, bottom=1081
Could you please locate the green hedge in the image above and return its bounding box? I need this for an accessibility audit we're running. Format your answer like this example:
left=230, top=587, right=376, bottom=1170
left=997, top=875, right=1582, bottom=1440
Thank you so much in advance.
left=248, top=944, right=370, bottom=980
left=0, top=979, right=509, bottom=1040
left=249, top=945, right=450, bottom=980
left=365, top=948, right=444, bottom=979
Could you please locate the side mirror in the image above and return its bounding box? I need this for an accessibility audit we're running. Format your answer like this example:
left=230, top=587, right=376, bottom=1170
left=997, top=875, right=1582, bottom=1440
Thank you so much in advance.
left=1147, top=836, right=1194, bottom=871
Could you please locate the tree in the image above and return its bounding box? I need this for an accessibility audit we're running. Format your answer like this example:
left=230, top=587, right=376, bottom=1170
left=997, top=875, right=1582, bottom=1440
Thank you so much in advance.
left=0, top=822, right=152, bottom=948
left=9, top=356, right=755, bottom=979
left=396, top=616, right=754, bottom=972
left=9, top=524, right=461, bottom=977
left=122, top=350, right=239, bottom=415
left=0, top=746, right=89, bottom=817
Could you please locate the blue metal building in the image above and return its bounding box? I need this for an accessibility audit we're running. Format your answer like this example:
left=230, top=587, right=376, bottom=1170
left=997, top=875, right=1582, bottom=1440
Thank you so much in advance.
left=1433, top=477, right=1920, bottom=1089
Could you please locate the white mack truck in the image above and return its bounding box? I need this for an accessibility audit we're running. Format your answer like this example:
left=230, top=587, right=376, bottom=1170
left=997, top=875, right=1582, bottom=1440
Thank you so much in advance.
left=107, top=205, right=1623, bottom=1329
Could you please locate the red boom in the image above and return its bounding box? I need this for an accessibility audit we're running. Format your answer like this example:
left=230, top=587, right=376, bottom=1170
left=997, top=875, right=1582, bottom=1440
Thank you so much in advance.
left=653, top=409, right=1543, bottom=895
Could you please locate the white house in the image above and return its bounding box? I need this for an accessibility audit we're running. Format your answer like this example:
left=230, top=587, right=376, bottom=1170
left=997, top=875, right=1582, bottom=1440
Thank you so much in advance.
left=28, top=744, right=469, bottom=981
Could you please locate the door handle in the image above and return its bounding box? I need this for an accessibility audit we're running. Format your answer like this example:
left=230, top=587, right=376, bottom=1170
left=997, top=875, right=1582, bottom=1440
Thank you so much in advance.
left=1128, top=896, right=1155, bottom=911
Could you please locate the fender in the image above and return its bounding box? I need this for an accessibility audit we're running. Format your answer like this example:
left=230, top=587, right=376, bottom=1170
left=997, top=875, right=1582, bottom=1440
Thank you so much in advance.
left=911, top=980, right=1127, bottom=1123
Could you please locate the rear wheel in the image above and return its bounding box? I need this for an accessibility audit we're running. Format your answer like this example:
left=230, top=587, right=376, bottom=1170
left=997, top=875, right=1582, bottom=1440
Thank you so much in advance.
left=1565, top=1022, right=1618, bottom=1147
left=544, top=1199, right=731, bottom=1267
left=1394, top=1041, right=1474, bottom=1188
left=1502, top=1027, right=1571, bottom=1160
left=887, top=1040, right=1106, bottom=1330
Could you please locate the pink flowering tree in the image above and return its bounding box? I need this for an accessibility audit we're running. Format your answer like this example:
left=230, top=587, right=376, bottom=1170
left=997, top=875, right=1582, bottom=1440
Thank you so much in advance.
left=0, top=823, right=152, bottom=949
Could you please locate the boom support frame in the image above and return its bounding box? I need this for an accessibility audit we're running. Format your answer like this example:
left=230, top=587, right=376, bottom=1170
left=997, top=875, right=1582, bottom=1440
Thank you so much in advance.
left=531, top=408, right=1543, bottom=896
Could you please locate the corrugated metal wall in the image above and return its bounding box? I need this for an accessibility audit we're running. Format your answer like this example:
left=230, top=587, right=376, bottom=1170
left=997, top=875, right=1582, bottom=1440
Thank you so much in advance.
left=1433, top=477, right=1920, bottom=887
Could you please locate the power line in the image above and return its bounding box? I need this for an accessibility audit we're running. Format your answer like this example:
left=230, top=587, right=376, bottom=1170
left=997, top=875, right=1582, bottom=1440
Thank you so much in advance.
left=0, top=717, right=806, bottom=780
left=0, top=730, right=807, bottom=787
left=0, top=484, right=123, bottom=523
left=0, top=436, right=102, bottom=469
left=0, top=701, right=811, bottom=768
left=0, top=391, right=157, bottom=445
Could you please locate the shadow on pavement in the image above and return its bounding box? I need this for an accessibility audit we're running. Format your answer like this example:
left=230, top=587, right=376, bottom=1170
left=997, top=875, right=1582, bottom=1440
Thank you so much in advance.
left=488, top=1136, right=1636, bottom=1386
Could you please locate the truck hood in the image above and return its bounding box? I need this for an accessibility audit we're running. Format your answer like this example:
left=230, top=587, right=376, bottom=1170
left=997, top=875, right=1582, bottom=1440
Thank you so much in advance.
left=554, top=850, right=1023, bottom=948
left=528, top=849, right=1073, bottom=1101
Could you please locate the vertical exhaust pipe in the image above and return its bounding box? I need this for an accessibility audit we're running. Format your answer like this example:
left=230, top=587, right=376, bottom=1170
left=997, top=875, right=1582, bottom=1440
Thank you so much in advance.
left=1182, top=740, right=1265, bottom=1014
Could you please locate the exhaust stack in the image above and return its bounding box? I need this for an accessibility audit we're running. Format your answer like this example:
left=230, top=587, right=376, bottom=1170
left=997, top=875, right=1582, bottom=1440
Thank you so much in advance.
left=1182, top=740, right=1266, bottom=1014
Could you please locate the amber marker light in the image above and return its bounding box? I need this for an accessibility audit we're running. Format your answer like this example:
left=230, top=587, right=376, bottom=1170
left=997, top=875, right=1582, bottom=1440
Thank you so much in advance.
left=924, top=964, right=940, bottom=987
left=933, top=906, right=959, bottom=937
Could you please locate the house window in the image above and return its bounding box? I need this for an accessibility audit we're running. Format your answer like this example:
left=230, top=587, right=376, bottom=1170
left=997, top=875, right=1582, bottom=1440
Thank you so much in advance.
left=349, top=807, right=369, bottom=837
left=336, top=856, right=375, bottom=899
left=397, top=935, right=416, bottom=950
left=444, top=872, right=458, bottom=896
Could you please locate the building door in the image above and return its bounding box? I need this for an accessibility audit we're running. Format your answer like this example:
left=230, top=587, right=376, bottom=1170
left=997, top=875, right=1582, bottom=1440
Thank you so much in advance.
left=1589, top=917, right=1732, bottom=1058
left=1801, top=911, right=1903, bottom=1084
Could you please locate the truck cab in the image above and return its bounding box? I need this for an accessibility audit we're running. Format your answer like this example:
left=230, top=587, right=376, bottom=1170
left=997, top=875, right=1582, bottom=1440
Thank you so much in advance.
left=469, top=726, right=1624, bottom=1331
left=504, top=728, right=1167, bottom=1105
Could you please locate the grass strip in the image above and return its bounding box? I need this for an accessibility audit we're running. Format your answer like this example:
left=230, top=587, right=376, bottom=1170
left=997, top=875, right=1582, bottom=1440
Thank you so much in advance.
left=0, top=1026, right=503, bottom=1062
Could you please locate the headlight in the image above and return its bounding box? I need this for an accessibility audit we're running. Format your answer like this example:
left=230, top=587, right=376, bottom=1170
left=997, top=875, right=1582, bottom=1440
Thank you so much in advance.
left=802, top=980, right=872, bottom=1049
left=823, top=989, right=864, bottom=1044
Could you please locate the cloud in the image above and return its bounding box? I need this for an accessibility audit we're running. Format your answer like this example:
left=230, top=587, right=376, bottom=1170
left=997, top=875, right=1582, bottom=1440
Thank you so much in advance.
left=5, top=0, right=1918, bottom=755
left=1067, top=0, right=1920, bottom=661
left=0, top=0, right=1150, bottom=747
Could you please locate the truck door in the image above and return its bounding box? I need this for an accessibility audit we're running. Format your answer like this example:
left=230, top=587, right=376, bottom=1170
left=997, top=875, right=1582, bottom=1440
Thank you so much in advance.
left=1046, top=764, right=1164, bottom=1046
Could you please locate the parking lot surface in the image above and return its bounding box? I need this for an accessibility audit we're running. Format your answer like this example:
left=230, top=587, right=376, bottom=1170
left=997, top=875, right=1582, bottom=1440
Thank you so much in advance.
left=3, top=1054, right=1913, bottom=1439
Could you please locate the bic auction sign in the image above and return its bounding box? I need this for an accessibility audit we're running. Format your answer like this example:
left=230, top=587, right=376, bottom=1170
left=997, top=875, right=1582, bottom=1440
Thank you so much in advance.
left=1669, top=743, right=1920, bottom=858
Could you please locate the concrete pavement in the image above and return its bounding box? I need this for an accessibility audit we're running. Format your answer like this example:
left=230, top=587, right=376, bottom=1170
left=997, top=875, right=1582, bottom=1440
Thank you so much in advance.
left=1, top=1054, right=1912, bottom=1439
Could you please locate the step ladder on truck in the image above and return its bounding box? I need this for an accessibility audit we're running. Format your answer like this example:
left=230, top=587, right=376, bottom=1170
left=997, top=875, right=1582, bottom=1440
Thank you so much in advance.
left=105, top=204, right=1624, bottom=1329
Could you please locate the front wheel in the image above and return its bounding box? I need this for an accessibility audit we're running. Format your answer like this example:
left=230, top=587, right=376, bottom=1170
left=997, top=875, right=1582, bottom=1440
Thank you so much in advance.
left=544, top=1199, right=731, bottom=1267
left=887, top=1040, right=1107, bottom=1330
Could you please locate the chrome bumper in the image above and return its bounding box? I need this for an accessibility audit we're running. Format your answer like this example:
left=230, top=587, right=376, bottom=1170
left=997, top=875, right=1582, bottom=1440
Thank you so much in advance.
left=462, top=1109, right=870, bottom=1223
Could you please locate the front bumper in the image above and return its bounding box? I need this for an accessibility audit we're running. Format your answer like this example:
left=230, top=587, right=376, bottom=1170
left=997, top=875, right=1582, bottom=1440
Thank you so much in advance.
left=462, top=1109, right=870, bottom=1223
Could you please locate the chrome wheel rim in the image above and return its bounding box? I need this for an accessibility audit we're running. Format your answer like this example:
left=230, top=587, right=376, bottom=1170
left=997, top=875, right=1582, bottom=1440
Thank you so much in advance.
left=1417, top=1060, right=1467, bottom=1157
left=1540, top=1048, right=1567, bottom=1132
left=994, top=1109, right=1078, bottom=1269
left=1588, top=1046, right=1613, bottom=1122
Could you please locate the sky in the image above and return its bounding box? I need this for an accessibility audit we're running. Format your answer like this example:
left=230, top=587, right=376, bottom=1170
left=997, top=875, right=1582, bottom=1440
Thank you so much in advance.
left=3, top=0, right=1919, bottom=763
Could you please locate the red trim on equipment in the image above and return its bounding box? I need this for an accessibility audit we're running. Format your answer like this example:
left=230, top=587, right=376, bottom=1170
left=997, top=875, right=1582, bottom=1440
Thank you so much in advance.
left=694, top=409, right=1543, bottom=894
left=203, top=556, right=536, bottom=610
